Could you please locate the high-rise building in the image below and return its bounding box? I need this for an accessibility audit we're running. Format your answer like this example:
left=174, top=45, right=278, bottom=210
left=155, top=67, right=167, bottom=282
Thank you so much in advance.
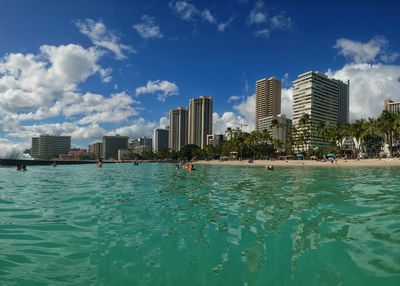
left=256, top=77, right=281, bottom=131
left=384, top=99, right=400, bottom=113
left=292, top=71, right=349, bottom=148
left=88, top=142, right=103, bottom=159
left=102, top=135, right=129, bottom=159
left=153, top=128, right=169, bottom=152
left=207, top=134, right=224, bottom=147
left=337, top=79, right=350, bottom=123
left=31, top=135, right=71, bottom=159
left=188, top=96, right=213, bottom=149
left=169, top=107, right=188, bottom=151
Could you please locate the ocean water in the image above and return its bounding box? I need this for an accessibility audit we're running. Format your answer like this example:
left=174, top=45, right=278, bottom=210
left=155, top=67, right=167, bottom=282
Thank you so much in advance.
left=0, top=163, right=399, bottom=286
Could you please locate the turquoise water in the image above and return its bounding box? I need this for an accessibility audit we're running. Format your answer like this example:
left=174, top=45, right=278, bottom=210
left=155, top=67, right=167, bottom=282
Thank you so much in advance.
left=0, top=163, right=399, bottom=285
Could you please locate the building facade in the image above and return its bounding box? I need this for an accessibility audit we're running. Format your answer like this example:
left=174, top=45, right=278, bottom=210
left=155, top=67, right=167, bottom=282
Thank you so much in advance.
left=384, top=99, right=400, bottom=113
left=188, top=96, right=213, bottom=149
left=292, top=71, right=349, bottom=149
left=207, top=134, right=224, bottom=147
left=258, top=114, right=292, bottom=151
left=88, top=142, right=103, bottom=159
left=153, top=128, right=169, bottom=152
left=169, top=107, right=188, bottom=151
left=102, top=135, right=129, bottom=159
left=255, top=77, right=281, bottom=131
left=31, top=135, right=71, bottom=159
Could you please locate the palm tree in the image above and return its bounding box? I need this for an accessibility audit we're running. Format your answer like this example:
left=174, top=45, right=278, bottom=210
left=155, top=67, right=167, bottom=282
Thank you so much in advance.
left=316, top=121, right=329, bottom=152
left=298, top=113, right=311, bottom=152
left=350, top=119, right=367, bottom=157
left=270, top=118, right=284, bottom=151
left=377, top=110, right=397, bottom=157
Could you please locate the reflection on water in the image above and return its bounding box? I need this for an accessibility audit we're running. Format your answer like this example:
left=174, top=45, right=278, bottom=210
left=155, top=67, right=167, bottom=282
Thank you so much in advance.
left=0, top=164, right=399, bottom=285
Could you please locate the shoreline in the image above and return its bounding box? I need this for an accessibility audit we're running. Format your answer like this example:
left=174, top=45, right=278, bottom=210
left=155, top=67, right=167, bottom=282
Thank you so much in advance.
left=194, top=158, right=400, bottom=167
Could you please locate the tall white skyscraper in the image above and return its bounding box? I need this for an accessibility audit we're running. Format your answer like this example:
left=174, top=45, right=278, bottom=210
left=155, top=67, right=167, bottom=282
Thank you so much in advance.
left=292, top=71, right=349, bottom=148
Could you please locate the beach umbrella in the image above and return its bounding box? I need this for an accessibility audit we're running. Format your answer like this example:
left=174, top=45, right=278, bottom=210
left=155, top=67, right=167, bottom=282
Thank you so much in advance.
left=326, top=153, right=335, bottom=157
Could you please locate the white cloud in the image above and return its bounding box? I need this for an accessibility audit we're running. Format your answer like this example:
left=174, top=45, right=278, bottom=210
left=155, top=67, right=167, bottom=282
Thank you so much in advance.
left=0, top=44, right=105, bottom=113
left=334, top=35, right=399, bottom=64
left=169, top=0, right=231, bottom=32
left=75, top=18, right=133, bottom=60
left=228, top=95, right=241, bottom=102
left=169, top=1, right=199, bottom=22
left=282, top=87, right=293, bottom=118
left=213, top=112, right=247, bottom=134
left=159, top=116, right=169, bottom=129
left=217, top=17, right=235, bottom=32
left=113, top=118, right=157, bottom=139
left=0, top=138, right=32, bottom=159
left=202, top=9, right=216, bottom=24
left=135, top=80, right=179, bottom=101
left=233, top=94, right=255, bottom=131
left=247, top=1, right=292, bottom=38
left=326, top=63, right=400, bottom=120
left=133, top=15, right=164, bottom=39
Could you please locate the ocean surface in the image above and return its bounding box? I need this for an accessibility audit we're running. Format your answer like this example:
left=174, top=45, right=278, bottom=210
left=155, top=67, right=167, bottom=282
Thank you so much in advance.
left=0, top=163, right=399, bottom=285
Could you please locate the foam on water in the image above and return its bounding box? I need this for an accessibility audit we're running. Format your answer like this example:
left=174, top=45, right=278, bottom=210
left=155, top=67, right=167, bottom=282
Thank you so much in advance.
left=0, top=164, right=399, bottom=285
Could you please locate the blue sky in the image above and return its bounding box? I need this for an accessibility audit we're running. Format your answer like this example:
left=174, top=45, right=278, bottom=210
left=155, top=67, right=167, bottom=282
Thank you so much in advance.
left=1, top=0, right=400, bottom=155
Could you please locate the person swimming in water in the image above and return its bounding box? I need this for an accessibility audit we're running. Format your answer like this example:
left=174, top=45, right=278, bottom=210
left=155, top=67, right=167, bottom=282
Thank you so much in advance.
left=175, top=164, right=180, bottom=169
left=97, top=159, right=103, bottom=168
left=16, top=164, right=22, bottom=171
left=22, top=164, right=27, bottom=171
left=266, top=165, right=273, bottom=170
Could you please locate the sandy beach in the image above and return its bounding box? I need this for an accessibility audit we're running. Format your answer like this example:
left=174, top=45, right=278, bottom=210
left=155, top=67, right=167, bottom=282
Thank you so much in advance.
left=195, top=158, right=400, bottom=167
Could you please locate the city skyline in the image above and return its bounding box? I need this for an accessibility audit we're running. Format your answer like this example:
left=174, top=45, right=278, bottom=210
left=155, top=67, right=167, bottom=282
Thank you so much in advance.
left=1, top=0, right=400, bottom=157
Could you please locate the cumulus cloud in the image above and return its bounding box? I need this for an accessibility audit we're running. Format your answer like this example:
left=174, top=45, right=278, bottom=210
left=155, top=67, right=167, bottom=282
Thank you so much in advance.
left=169, top=0, right=199, bottom=22
left=159, top=116, right=169, bottom=129
left=248, top=1, right=292, bottom=38
left=133, top=15, right=164, bottom=39
left=0, top=44, right=105, bottom=114
left=281, top=87, right=293, bottom=118
left=135, top=80, right=179, bottom=101
left=75, top=18, right=133, bottom=59
left=0, top=138, right=32, bottom=159
left=334, top=35, right=399, bottom=64
left=326, top=63, right=400, bottom=120
left=113, top=118, right=157, bottom=138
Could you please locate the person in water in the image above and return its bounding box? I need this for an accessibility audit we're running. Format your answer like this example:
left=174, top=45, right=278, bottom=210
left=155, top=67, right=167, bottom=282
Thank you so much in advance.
left=16, top=164, right=22, bottom=171
left=22, top=164, right=27, bottom=171
left=189, top=164, right=196, bottom=170
left=175, top=164, right=180, bottom=169
left=266, top=165, right=273, bottom=170
left=97, top=159, right=103, bottom=168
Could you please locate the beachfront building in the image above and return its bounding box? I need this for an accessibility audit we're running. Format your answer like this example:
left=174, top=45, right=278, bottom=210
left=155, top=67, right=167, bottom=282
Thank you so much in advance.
left=258, top=114, right=292, bottom=151
left=188, top=96, right=213, bottom=149
left=153, top=128, right=169, bottom=152
left=31, top=135, right=71, bottom=160
left=255, top=77, right=281, bottom=131
left=292, top=71, right=350, bottom=149
left=169, top=107, right=188, bottom=151
left=207, top=134, right=224, bottom=147
left=88, top=142, right=103, bottom=159
left=384, top=99, right=400, bottom=113
left=102, top=135, right=129, bottom=160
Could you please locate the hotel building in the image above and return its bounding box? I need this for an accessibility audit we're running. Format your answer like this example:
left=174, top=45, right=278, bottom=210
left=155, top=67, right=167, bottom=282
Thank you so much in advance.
left=153, top=128, right=169, bottom=152
left=255, top=77, right=281, bottom=131
left=384, top=99, right=400, bottom=113
left=292, top=71, right=350, bottom=148
left=258, top=114, right=292, bottom=151
left=169, top=107, right=188, bottom=151
left=88, top=142, right=103, bottom=159
left=31, top=135, right=71, bottom=159
left=188, top=96, right=213, bottom=149
left=102, top=135, right=129, bottom=159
